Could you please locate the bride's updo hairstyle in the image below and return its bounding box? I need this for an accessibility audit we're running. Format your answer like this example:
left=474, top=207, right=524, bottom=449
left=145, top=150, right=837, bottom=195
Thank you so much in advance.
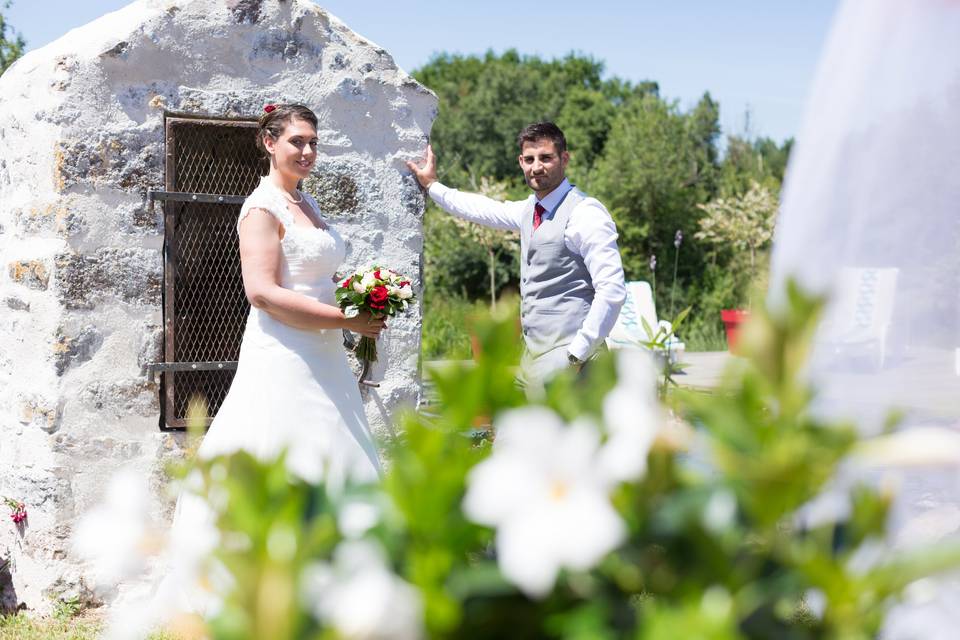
left=255, top=103, right=319, bottom=159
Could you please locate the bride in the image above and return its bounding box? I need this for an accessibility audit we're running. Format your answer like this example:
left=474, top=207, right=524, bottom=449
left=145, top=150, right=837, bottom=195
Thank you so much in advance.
left=149, top=104, right=385, bottom=620
left=193, top=103, right=385, bottom=484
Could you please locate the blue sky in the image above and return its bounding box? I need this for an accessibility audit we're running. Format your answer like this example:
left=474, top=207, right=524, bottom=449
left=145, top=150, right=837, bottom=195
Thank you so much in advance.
left=4, top=0, right=840, bottom=142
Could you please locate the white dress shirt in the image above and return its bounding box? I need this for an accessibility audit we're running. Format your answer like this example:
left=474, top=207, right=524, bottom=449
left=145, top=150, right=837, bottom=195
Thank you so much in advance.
left=428, top=178, right=626, bottom=361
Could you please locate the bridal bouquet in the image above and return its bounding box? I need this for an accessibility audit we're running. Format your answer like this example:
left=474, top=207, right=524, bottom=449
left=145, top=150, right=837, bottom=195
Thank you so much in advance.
left=335, top=266, right=415, bottom=362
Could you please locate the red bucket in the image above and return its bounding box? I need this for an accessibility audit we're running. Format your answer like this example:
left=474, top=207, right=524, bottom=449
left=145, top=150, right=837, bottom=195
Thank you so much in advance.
left=721, top=309, right=750, bottom=353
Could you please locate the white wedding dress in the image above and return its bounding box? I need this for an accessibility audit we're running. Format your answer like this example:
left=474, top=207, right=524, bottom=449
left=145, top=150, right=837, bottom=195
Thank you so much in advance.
left=145, top=178, right=381, bottom=622
left=193, top=176, right=382, bottom=484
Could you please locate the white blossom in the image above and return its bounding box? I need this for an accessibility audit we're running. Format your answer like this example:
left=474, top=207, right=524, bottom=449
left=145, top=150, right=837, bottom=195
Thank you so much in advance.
left=72, top=468, right=155, bottom=585
left=599, top=349, right=661, bottom=483
left=303, top=540, right=423, bottom=640
left=360, top=272, right=377, bottom=290
left=353, top=279, right=366, bottom=293
left=854, top=427, right=960, bottom=467
left=398, top=284, right=414, bottom=300
left=463, top=407, right=625, bottom=598
left=338, top=498, right=380, bottom=539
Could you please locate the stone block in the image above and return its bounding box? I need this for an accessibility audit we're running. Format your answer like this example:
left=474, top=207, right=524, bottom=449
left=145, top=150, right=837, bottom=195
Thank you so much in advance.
left=7, top=260, right=49, bottom=290
left=54, top=247, right=161, bottom=310
left=4, top=297, right=30, bottom=311
left=78, top=379, right=158, bottom=418
left=13, top=204, right=84, bottom=237
left=54, top=132, right=161, bottom=194
left=137, top=324, right=163, bottom=375
left=303, top=171, right=360, bottom=216
left=18, top=396, right=61, bottom=434
left=53, top=325, right=104, bottom=376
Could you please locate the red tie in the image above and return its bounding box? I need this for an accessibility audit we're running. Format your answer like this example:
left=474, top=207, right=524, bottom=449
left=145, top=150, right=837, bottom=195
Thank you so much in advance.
left=533, top=203, right=545, bottom=230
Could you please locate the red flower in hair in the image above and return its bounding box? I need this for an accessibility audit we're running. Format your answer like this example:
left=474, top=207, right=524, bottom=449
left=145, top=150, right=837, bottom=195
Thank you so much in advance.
left=264, top=104, right=277, bottom=113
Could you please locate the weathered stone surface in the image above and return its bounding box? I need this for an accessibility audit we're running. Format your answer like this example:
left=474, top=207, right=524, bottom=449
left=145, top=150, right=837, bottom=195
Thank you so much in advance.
left=303, top=171, right=360, bottom=216
left=137, top=324, right=163, bottom=375
left=54, top=248, right=161, bottom=309
left=11, top=203, right=85, bottom=237
left=55, top=132, right=160, bottom=194
left=226, top=0, right=263, bottom=25
left=18, top=396, right=61, bottom=434
left=7, top=260, right=49, bottom=290
left=4, top=297, right=29, bottom=311
left=52, top=434, right=145, bottom=461
left=53, top=325, right=104, bottom=376
left=78, top=379, right=158, bottom=418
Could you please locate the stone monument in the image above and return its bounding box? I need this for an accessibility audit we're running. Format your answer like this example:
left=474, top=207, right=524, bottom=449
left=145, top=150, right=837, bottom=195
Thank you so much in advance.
left=0, top=0, right=435, bottom=612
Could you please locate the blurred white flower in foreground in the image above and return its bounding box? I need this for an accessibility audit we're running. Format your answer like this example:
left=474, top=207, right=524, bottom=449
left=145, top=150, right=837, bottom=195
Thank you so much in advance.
left=338, top=497, right=381, bottom=539
left=600, top=349, right=662, bottom=483
left=74, top=468, right=225, bottom=640
left=303, top=540, right=423, bottom=640
left=854, top=427, right=960, bottom=467
left=72, top=468, right=157, bottom=585
left=463, top=407, right=626, bottom=598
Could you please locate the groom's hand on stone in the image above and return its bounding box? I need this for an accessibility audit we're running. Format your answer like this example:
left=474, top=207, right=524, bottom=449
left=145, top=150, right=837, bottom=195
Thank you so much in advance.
left=405, top=144, right=437, bottom=190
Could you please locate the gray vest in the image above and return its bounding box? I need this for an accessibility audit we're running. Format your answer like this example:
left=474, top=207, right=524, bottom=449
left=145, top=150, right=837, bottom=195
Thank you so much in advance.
left=519, top=187, right=594, bottom=358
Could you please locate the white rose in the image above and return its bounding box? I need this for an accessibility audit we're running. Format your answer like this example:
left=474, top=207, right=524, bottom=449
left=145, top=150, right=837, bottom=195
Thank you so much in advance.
left=398, top=285, right=413, bottom=300
left=360, top=272, right=376, bottom=289
left=387, top=285, right=400, bottom=297
left=352, top=280, right=365, bottom=294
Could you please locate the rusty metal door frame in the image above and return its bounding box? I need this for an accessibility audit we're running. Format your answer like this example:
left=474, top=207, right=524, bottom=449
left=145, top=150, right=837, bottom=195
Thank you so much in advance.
left=149, top=114, right=263, bottom=430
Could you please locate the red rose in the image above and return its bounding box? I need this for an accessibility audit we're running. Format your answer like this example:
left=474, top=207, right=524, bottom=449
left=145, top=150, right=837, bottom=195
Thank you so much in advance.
left=399, top=280, right=410, bottom=287
left=341, top=277, right=351, bottom=289
left=264, top=104, right=277, bottom=113
left=374, top=269, right=383, bottom=280
left=369, top=285, right=389, bottom=306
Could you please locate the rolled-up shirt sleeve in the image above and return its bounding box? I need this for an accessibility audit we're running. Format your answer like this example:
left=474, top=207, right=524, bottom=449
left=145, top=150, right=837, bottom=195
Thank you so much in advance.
left=565, top=201, right=627, bottom=360
left=427, top=182, right=527, bottom=231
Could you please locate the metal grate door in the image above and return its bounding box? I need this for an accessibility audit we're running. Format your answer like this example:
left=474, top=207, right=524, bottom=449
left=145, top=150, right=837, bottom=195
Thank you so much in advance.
left=151, top=116, right=265, bottom=429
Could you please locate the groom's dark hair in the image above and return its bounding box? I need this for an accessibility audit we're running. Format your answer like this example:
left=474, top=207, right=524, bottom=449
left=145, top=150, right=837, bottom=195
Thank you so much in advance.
left=517, top=122, right=567, bottom=155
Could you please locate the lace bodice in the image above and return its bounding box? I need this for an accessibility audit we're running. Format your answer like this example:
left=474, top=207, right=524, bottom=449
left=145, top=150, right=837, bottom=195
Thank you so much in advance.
left=238, top=177, right=345, bottom=302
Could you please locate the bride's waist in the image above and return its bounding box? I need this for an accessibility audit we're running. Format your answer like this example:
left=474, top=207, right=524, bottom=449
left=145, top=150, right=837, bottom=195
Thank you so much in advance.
left=242, top=308, right=343, bottom=350
left=281, top=280, right=336, bottom=301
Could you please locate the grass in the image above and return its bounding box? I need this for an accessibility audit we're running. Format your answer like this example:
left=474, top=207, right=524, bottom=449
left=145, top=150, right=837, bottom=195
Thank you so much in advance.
left=421, top=294, right=487, bottom=360
left=681, top=314, right=728, bottom=352
left=0, top=611, right=181, bottom=640
left=0, top=613, right=102, bottom=640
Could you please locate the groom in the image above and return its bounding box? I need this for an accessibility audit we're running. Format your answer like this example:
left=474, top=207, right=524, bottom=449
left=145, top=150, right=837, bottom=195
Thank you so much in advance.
left=407, top=122, right=626, bottom=387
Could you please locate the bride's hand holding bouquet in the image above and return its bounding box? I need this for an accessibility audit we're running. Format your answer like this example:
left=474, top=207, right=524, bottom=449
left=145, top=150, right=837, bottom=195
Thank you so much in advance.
left=336, top=267, right=415, bottom=362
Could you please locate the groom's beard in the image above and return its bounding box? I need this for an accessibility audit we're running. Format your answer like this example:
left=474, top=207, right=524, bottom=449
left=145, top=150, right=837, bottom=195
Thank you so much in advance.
left=526, top=172, right=564, bottom=195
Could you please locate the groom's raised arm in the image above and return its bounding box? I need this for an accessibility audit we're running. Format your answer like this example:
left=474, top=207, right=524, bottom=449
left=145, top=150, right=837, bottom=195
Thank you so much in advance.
left=427, top=182, right=526, bottom=232
left=407, top=144, right=525, bottom=232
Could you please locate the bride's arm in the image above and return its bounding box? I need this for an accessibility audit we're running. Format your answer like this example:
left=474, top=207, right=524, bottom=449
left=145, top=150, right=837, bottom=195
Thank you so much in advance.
left=238, top=208, right=384, bottom=338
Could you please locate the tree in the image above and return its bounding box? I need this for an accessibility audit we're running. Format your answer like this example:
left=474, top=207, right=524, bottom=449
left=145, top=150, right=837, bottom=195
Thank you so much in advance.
left=590, top=93, right=715, bottom=281
left=414, top=50, right=644, bottom=189
left=694, top=181, right=779, bottom=302
left=0, top=1, right=25, bottom=75
left=447, top=176, right=519, bottom=310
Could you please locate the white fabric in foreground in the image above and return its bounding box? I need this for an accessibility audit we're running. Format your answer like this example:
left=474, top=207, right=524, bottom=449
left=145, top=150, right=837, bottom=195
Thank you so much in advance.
left=769, top=1, right=960, bottom=637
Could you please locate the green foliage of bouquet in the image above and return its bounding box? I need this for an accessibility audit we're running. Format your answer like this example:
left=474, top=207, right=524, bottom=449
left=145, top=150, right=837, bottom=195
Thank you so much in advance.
left=335, top=266, right=415, bottom=362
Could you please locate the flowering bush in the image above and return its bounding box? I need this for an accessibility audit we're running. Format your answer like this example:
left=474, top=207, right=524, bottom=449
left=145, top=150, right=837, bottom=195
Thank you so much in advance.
left=335, top=266, right=415, bottom=362
left=75, top=284, right=960, bottom=639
